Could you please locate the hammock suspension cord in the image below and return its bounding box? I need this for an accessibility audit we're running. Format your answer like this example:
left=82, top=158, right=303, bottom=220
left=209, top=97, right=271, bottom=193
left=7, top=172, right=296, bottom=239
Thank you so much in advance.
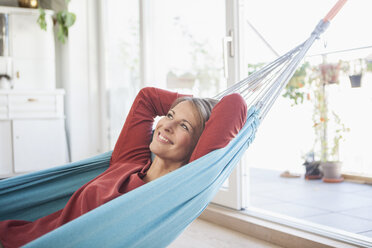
left=215, top=20, right=331, bottom=121
left=214, top=0, right=347, bottom=119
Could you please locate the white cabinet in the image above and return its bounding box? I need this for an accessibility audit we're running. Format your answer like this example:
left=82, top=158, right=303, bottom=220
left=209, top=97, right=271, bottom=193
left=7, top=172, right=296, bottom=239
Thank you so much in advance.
left=0, top=7, right=64, bottom=178
left=0, top=6, right=56, bottom=90
left=0, top=120, right=13, bottom=175
left=10, top=11, right=54, bottom=60
left=13, top=119, right=67, bottom=172
left=0, top=90, right=68, bottom=178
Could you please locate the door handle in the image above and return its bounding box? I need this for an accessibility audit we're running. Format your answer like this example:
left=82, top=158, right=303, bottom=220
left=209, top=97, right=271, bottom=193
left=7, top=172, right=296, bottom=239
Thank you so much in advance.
left=223, top=29, right=234, bottom=79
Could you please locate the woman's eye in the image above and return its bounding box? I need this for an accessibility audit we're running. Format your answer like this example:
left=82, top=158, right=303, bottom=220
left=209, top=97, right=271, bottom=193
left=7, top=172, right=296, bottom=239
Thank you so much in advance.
left=181, top=124, right=189, bottom=131
left=167, top=113, right=173, bottom=119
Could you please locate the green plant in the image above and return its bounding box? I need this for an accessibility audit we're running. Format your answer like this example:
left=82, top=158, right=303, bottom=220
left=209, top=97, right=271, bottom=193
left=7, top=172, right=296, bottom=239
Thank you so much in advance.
left=311, top=75, right=349, bottom=162
left=348, top=58, right=365, bottom=75
left=330, top=111, right=350, bottom=161
left=367, top=60, right=372, bottom=72
left=282, top=61, right=350, bottom=162
left=282, top=62, right=315, bottom=105
left=37, top=0, right=76, bottom=44
left=247, top=63, right=265, bottom=76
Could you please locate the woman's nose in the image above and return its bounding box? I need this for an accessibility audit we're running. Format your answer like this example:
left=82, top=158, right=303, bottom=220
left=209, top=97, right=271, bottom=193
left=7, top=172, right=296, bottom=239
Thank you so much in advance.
left=163, top=120, right=175, bottom=133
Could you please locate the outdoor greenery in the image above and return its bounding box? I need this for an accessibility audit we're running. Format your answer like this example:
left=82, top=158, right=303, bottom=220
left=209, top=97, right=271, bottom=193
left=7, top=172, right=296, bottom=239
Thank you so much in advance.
left=247, top=63, right=265, bottom=76
left=282, top=60, right=350, bottom=162
left=281, top=62, right=313, bottom=106
left=367, top=61, right=372, bottom=72
left=347, top=58, right=366, bottom=75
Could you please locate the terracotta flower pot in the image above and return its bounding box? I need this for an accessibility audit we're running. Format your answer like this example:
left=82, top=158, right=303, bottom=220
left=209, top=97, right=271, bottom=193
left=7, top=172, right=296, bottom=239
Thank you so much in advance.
left=319, top=63, right=340, bottom=84
left=321, top=161, right=344, bottom=183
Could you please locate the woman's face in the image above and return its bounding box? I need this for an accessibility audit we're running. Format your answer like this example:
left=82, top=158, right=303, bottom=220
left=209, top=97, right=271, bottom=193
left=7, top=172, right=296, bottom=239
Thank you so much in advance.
left=150, top=101, right=202, bottom=165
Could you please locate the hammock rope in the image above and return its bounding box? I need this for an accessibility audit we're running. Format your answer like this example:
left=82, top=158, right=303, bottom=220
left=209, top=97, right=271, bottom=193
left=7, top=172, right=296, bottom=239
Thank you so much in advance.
left=0, top=1, right=348, bottom=247
left=215, top=18, right=331, bottom=122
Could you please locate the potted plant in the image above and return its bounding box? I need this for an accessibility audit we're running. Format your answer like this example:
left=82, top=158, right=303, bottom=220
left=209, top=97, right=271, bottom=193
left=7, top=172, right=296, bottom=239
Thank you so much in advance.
left=37, top=0, right=76, bottom=44
left=319, top=62, right=341, bottom=85
left=283, top=60, right=350, bottom=182
left=316, top=111, right=349, bottom=182
left=349, top=74, right=362, bottom=88
left=347, top=59, right=365, bottom=88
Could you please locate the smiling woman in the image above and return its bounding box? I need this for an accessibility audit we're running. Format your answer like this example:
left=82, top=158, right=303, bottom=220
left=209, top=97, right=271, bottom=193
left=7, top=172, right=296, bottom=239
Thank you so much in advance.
left=0, top=87, right=247, bottom=247
left=147, top=97, right=218, bottom=181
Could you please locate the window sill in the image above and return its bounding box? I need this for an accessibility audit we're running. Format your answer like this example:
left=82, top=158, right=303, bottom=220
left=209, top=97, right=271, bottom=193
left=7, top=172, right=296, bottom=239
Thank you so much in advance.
left=200, top=204, right=365, bottom=248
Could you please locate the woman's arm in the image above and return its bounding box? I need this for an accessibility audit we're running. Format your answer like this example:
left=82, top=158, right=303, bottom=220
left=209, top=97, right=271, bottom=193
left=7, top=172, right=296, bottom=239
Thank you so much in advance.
left=189, top=93, right=247, bottom=162
left=110, top=87, right=184, bottom=166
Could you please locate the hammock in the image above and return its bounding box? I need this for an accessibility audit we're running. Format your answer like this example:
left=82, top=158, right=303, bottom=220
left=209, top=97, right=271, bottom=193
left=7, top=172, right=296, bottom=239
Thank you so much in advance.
left=0, top=1, right=347, bottom=247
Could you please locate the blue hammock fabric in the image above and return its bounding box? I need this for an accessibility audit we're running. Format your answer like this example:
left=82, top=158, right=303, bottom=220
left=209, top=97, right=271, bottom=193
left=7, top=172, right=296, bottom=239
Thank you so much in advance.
left=0, top=107, right=259, bottom=248
left=0, top=152, right=110, bottom=222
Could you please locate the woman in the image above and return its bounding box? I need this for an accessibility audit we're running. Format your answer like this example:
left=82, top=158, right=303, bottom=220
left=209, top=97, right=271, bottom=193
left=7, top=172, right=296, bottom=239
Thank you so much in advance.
left=0, top=87, right=247, bottom=248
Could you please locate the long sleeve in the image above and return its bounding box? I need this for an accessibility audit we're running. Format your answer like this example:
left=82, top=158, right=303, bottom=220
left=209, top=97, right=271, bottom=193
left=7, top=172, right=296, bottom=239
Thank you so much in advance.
left=110, top=87, right=185, bottom=166
left=189, top=93, right=247, bottom=162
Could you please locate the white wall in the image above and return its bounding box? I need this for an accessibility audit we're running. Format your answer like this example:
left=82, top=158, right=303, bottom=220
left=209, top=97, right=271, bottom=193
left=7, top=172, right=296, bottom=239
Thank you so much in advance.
left=57, top=0, right=106, bottom=161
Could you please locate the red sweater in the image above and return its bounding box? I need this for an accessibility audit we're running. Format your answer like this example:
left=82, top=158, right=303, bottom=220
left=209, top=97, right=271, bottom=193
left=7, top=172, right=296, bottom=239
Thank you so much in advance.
left=0, top=87, right=247, bottom=247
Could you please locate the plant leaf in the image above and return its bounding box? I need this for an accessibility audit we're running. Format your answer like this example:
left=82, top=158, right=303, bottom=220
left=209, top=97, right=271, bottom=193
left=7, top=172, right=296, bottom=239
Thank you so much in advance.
left=56, top=11, right=64, bottom=25
left=57, top=24, right=66, bottom=43
left=64, top=12, right=76, bottom=28
left=37, top=8, right=47, bottom=31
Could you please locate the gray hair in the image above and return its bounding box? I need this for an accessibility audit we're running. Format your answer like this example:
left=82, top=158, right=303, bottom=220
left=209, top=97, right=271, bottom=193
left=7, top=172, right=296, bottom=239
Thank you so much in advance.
left=171, top=97, right=218, bottom=131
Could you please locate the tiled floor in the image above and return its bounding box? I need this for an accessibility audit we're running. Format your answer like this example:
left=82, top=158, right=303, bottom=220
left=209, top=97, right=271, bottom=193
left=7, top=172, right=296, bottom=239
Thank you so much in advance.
left=249, top=168, right=372, bottom=238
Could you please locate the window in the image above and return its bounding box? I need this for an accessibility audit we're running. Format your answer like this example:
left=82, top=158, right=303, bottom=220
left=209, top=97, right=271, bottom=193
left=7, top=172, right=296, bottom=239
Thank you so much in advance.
left=103, top=0, right=140, bottom=149
left=242, top=0, right=372, bottom=241
left=142, top=0, right=227, bottom=97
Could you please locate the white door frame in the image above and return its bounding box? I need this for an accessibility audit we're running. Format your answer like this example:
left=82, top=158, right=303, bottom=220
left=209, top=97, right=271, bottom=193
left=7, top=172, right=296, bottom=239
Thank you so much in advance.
left=211, top=0, right=247, bottom=210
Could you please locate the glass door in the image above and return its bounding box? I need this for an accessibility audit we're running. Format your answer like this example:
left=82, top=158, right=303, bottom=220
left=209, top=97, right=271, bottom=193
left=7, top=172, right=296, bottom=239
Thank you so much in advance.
left=141, top=0, right=244, bottom=209
left=103, top=0, right=141, bottom=149
left=141, top=0, right=227, bottom=96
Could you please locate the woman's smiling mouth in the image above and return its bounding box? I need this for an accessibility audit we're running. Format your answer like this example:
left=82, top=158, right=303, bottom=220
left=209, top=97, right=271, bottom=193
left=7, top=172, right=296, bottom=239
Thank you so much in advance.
left=157, top=132, right=174, bottom=144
